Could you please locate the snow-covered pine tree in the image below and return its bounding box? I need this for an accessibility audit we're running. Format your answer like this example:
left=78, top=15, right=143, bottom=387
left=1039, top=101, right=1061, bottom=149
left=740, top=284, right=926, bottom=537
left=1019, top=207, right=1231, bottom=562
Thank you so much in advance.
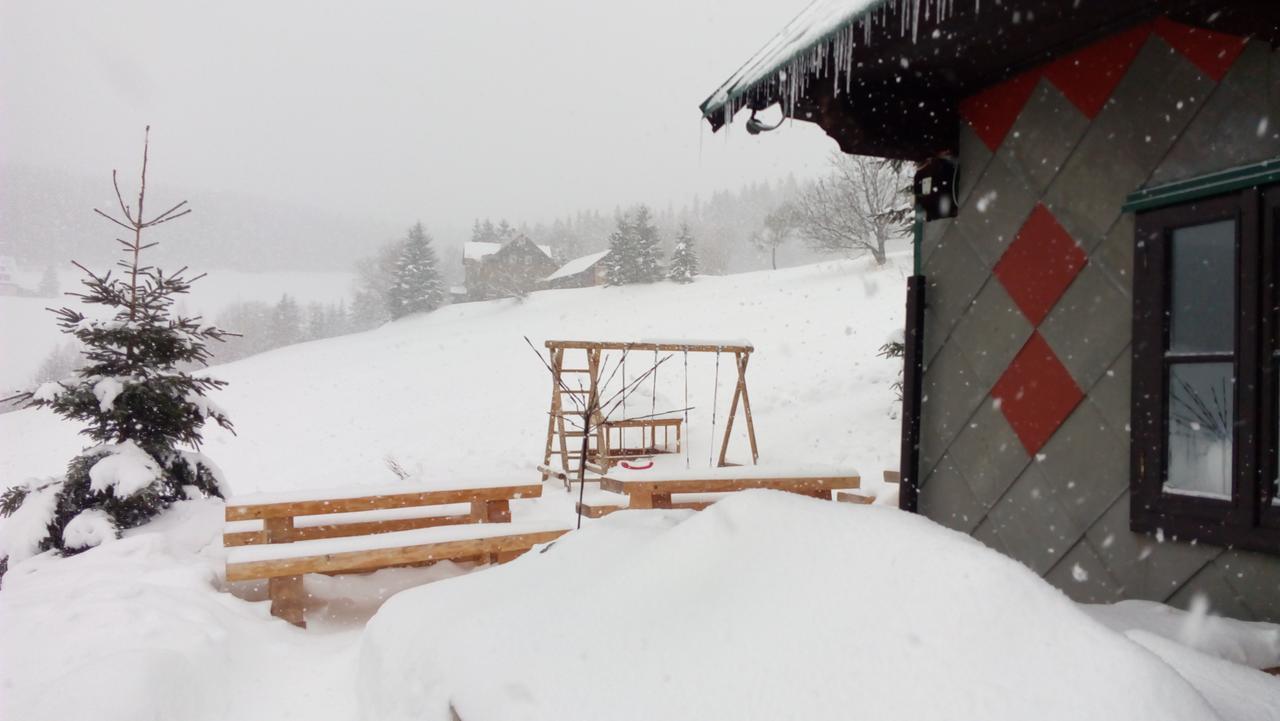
left=631, top=205, right=663, bottom=283
left=387, top=222, right=445, bottom=319
left=668, top=223, right=699, bottom=283
left=0, top=128, right=233, bottom=563
left=604, top=212, right=634, bottom=286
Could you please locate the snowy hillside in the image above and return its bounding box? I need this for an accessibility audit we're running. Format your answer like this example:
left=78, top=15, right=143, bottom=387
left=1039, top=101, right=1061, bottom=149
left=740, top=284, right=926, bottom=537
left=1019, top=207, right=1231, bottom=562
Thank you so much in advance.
left=0, top=257, right=908, bottom=496
left=0, top=268, right=355, bottom=393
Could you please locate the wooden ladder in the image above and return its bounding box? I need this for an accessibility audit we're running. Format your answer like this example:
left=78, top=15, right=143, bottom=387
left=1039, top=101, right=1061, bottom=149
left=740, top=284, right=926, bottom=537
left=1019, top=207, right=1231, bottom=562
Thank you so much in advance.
left=542, top=346, right=603, bottom=482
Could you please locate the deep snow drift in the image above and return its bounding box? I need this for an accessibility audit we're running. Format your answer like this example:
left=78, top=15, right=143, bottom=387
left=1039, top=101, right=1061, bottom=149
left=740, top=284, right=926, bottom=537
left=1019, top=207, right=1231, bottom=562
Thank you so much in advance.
left=360, top=491, right=1276, bottom=721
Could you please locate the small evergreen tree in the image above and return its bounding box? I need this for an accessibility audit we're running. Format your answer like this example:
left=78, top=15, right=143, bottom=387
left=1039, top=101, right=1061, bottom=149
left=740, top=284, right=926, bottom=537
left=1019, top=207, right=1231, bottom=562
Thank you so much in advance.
left=0, top=128, right=233, bottom=564
left=631, top=205, right=663, bottom=283
left=604, top=206, right=664, bottom=285
left=387, top=222, right=445, bottom=319
left=668, top=223, right=699, bottom=283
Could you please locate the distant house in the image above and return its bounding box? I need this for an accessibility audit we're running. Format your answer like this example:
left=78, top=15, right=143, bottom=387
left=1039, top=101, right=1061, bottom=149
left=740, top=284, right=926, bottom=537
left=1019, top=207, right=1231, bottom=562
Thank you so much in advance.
left=461, top=235, right=557, bottom=301
left=701, top=1, right=1280, bottom=621
left=542, top=250, right=610, bottom=290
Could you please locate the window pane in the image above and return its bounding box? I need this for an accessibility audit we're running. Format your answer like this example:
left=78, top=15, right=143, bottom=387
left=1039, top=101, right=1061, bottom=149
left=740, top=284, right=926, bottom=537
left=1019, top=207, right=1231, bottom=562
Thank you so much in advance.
left=1169, top=219, right=1235, bottom=354
left=1166, top=362, right=1233, bottom=499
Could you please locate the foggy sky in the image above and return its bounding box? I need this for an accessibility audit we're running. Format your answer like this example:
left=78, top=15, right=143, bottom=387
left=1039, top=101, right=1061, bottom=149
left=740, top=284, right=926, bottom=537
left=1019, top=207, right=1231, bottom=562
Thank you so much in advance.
left=1, top=0, right=838, bottom=237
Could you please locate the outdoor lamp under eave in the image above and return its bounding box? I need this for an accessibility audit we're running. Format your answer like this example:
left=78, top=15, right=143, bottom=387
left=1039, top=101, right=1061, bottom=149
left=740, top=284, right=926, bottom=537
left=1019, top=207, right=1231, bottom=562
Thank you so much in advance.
left=745, top=109, right=785, bottom=135
left=913, top=156, right=959, bottom=221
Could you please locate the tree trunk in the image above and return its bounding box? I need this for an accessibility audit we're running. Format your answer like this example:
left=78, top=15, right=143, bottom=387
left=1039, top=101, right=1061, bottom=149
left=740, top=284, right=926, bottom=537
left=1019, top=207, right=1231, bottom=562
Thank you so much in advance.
left=771, top=246, right=778, bottom=270
left=873, top=235, right=888, bottom=265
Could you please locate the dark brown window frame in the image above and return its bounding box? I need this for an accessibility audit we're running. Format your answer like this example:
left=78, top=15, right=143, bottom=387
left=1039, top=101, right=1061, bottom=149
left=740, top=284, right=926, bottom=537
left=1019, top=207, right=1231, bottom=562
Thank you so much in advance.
left=1132, top=185, right=1280, bottom=555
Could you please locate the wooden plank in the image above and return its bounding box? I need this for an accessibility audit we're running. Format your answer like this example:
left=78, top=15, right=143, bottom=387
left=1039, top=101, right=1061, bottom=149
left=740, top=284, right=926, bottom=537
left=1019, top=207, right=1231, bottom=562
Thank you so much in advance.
left=836, top=491, right=876, bottom=505
left=883, top=470, right=902, bottom=484
left=224, top=513, right=475, bottom=547
left=600, top=474, right=859, bottom=496
left=603, top=418, right=682, bottom=429
left=545, top=340, right=754, bottom=354
left=225, top=483, right=543, bottom=521
left=576, top=498, right=715, bottom=518
left=575, top=501, right=625, bottom=518
left=225, top=530, right=567, bottom=582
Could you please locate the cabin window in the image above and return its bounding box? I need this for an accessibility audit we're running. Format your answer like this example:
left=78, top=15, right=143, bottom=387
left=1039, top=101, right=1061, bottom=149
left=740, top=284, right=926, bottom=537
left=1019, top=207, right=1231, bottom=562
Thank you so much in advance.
left=1131, top=184, right=1280, bottom=554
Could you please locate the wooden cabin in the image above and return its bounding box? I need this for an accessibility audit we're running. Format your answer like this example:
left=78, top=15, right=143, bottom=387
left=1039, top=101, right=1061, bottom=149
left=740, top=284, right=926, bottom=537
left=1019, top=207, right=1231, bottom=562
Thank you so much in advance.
left=701, top=0, right=1280, bottom=621
left=462, top=236, right=558, bottom=301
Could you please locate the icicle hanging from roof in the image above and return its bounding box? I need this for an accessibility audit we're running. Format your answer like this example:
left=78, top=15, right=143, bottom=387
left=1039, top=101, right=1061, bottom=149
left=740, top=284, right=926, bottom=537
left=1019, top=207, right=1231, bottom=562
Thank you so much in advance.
left=703, top=0, right=977, bottom=129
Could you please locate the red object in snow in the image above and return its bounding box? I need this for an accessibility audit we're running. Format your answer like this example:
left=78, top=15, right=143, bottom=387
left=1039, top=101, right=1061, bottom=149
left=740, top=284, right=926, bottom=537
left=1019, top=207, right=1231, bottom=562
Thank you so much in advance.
left=620, top=460, right=654, bottom=470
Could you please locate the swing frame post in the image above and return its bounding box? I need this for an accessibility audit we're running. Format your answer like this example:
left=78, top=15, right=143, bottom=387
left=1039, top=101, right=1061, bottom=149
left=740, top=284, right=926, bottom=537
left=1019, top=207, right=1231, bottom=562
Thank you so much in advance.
left=716, top=350, right=759, bottom=467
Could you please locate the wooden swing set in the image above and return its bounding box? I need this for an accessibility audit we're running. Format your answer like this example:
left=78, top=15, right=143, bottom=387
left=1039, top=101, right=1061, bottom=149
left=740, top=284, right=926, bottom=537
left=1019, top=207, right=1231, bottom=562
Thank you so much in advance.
left=540, top=339, right=760, bottom=481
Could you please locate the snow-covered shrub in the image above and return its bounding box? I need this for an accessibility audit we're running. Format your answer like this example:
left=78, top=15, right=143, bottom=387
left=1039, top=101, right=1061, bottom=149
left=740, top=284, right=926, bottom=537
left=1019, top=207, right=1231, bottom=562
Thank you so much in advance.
left=0, top=130, right=233, bottom=569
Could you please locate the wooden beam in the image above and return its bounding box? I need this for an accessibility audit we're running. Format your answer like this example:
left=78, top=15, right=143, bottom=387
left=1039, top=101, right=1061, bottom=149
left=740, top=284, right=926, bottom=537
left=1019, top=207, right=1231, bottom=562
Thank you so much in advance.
left=225, top=483, right=543, bottom=522
left=545, top=340, right=754, bottom=354
left=225, top=530, right=567, bottom=582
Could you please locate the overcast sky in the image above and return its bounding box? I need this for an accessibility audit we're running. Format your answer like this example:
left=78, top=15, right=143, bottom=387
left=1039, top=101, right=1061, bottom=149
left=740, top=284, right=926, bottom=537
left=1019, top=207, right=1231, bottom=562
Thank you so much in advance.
left=1, top=0, right=838, bottom=232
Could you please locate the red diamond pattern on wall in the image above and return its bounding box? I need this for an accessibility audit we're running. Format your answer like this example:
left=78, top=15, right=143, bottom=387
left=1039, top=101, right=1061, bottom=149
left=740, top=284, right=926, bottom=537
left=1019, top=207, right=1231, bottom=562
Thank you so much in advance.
left=993, top=204, right=1087, bottom=326
left=1154, top=17, right=1247, bottom=82
left=991, top=332, right=1084, bottom=456
left=1043, top=23, right=1150, bottom=119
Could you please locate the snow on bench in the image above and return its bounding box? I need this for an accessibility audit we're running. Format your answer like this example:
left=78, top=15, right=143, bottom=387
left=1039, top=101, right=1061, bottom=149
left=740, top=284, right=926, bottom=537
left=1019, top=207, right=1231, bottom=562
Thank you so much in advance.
left=226, top=520, right=569, bottom=569
left=599, top=461, right=861, bottom=510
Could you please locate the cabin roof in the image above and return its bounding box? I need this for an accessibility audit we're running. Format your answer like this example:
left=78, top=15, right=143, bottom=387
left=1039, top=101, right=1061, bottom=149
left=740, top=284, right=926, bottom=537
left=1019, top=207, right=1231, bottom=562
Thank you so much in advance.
left=546, top=250, right=610, bottom=282
left=698, top=0, right=1278, bottom=160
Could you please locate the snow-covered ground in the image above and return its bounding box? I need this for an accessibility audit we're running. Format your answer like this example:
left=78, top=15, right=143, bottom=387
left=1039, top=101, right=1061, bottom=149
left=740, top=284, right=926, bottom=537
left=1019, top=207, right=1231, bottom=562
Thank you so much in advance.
left=1, top=257, right=908, bottom=495
left=2, top=257, right=1278, bottom=720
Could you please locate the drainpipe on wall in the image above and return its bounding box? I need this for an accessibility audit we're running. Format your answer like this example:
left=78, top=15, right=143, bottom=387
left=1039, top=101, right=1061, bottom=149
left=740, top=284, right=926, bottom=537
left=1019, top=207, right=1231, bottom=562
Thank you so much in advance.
left=899, top=207, right=926, bottom=513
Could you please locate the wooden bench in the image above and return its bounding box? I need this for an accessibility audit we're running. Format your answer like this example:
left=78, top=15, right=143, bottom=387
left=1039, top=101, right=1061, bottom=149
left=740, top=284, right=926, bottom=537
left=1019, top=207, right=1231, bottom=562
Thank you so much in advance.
left=223, top=481, right=565, bottom=627
left=596, top=465, right=861, bottom=512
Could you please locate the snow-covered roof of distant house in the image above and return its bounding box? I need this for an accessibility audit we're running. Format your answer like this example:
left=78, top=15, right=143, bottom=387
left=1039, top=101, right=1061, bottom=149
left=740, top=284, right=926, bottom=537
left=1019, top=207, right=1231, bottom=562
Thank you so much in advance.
left=464, top=240, right=554, bottom=262
left=545, top=250, right=610, bottom=282
left=463, top=242, right=502, bottom=261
